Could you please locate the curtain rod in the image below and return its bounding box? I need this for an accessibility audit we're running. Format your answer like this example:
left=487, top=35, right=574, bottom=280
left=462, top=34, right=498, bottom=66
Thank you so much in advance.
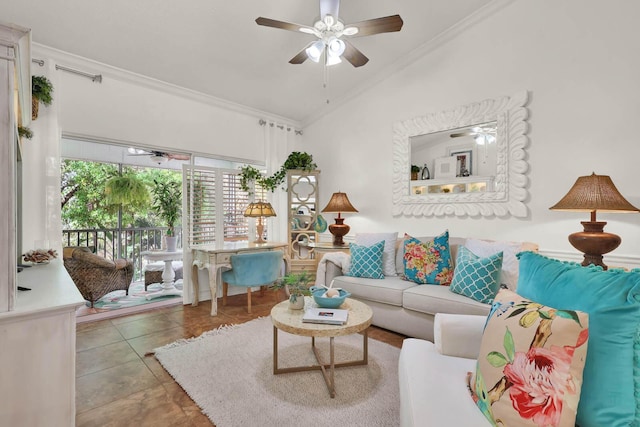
left=55, top=64, right=102, bottom=83
left=32, top=58, right=44, bottom=66
left=258, top=119, right=303, bottom=135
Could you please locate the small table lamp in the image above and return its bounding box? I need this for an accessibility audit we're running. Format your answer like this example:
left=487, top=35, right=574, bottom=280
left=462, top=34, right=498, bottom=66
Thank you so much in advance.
left=549, top=173, right=639, bottom=270
left=244, top=201, right=276, bottom=243
left=321, top=192, right=359, bottom=246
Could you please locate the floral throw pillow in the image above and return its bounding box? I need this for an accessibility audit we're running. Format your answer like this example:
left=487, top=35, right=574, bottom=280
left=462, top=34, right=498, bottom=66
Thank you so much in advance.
left=469, top=289, right=589, bottom=427
left=403, top=231, right=453, bottom=285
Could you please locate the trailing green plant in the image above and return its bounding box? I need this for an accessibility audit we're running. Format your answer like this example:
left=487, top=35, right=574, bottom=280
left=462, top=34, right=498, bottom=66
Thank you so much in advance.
left=270, top=271, right=313, bottom=302
left=32, top=75, right=54, bottom=106
left=411, top=165, right=420, bottom=173
left=150, top=179, right=182, bottom=236
left=17, top=125, right=33, bottom=140
left=239, top=151, right=318, bottom=194
left=104, top=174, right=150, bottom=213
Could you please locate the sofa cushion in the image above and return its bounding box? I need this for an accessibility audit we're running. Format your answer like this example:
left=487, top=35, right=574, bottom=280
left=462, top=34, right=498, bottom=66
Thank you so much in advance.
left=331, top=275, right=413, bottom=306
left=470, top=289, right=589, bottom=427
left=403, top=231, right=454, bottom=285
left=355, top=232, right=398, bottom=276
left=403, top=285, right=491, bottom=317
left=450, top=246, right=503, bottom=304
left=346, top=241, right=385, bottom=279
left=516, top=252, right=640, bottom=427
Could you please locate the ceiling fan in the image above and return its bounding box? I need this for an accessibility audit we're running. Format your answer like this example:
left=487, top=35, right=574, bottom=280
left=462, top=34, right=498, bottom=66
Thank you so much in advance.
left=450, top=124, right=497, bottom=144
left=127, top=148, right=190, bottom=164
left=255, top=0, right=403, bottom=67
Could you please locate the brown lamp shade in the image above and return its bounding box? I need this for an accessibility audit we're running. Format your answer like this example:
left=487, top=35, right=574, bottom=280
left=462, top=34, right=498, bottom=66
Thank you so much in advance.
left=244, top=201, right=276, bottom=243
left=550, top=173, right=639, bottom=269
left=321, top=192, right=358, bottom=246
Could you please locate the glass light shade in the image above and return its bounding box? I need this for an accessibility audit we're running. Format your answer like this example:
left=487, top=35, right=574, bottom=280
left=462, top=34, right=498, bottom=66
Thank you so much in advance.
left=327, top=38, right=346, bottom=57
left=325, top=55, right=342, bottom=66
left=306, top=40, right=325, bottom=63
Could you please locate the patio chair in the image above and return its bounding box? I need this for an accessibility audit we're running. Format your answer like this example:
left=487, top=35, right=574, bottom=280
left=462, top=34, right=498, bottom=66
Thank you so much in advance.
left=221, top=250, right=283, bottom=313
left=63, top=247, right=134, bottom=307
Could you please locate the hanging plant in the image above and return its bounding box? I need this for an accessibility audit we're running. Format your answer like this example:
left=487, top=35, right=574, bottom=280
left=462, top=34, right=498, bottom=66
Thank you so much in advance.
left=240, top=151, right=318, bottom=194
left=31, top=75, right=54, bottom=120
left=104, top=174, right=149, bottom=213
left=17, top=125, right=33, bottom=140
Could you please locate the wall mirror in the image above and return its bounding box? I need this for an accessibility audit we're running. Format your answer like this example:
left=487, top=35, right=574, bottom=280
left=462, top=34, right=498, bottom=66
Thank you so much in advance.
left=392, top=91, right=530, bottom=217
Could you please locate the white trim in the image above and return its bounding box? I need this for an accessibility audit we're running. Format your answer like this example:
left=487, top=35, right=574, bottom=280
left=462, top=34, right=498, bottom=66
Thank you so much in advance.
left=538, top=249, right=640, bottom=270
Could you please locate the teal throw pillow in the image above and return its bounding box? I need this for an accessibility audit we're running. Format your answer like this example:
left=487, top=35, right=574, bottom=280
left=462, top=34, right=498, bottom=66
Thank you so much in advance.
left=403, top=231, right=454, bottom=285
left=450, top=246, right=503, bottom=304
left=346, top=241, right=385, bottom=279
left=516, top=251, right=640, bottom=427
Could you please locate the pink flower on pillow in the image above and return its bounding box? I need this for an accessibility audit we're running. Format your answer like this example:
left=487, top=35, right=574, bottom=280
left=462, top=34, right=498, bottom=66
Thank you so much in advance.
left=503, top=345, right=576, bottom=426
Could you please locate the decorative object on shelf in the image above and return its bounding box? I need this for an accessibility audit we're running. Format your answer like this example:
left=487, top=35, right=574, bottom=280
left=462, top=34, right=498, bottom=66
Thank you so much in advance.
left=17, top=125, right=33, bottom=140
left=150, top=179, right=182, bottom=251
left=244, top=201, right=276, bottom=243
left=421, top=163, right=430, bottom=180
left=411, top=165, right=420, bottom=180
left=31, top=75, right=53, bottom=120
left=434, top=157, right=457, bottom=179
left=240, top=151, right=317, bottom=194
left=270, top=271, right=312, bottom=310
left=321, top=192, right=358, bottom=246
left=22, top=248, right=58, bottom=264
left=314, top=214, right=328, bottom=233
left=549, top=172, right=639, bottom=270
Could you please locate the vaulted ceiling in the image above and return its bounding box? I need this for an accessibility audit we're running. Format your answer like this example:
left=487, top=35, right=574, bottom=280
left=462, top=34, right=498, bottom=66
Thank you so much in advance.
left=3, top=0, right=495, bottom=124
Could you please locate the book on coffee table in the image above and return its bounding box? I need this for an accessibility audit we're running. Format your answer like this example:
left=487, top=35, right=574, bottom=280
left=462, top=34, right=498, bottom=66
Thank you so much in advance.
left=302, top=308, right=349, bottom=325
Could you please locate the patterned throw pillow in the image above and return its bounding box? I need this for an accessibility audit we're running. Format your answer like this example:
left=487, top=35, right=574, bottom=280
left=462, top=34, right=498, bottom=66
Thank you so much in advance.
left=449, top=246, right=503, bottom=304
left=464, top=238, right=527, bottom=291
left=470, top=289, right=589, bottom=427
left=345, top=241, right=385, bottom=279
left=516, top=252, right=640, bottom=427
left=403, top=231, right=453, bottom=285
left=355, top=232, right=398, bottom=276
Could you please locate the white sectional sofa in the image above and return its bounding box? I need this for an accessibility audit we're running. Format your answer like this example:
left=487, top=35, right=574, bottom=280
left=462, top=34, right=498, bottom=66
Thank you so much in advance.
left=321, top=236, right=537, bottom=341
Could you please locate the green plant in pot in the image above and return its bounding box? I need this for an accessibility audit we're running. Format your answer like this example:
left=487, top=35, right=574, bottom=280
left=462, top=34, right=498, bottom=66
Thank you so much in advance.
left=150, top=179, right=182, bottom=251
left=240, top=151, right=318, bottom=194
left=31, top=75, right=54, bottom=120
left=411, top=165, right=420, bottom=180
left=270, top=271, right=312, bottom=309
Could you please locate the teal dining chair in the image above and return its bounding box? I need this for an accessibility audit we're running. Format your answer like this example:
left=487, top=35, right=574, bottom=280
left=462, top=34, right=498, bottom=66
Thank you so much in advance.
left=221, top=250, right=284, bottom=313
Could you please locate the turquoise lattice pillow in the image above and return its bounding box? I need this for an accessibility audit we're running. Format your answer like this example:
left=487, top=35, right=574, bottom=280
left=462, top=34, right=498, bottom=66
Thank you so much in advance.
left=450, top=246, right=503, bottom=304
left=403, top=231, right=453, bottom=285
left=346, top=241, right=385, bottom=279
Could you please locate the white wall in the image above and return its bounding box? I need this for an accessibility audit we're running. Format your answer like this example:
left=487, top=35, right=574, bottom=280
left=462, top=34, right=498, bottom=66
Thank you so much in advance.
left=301, top=0, right=640, bottom=263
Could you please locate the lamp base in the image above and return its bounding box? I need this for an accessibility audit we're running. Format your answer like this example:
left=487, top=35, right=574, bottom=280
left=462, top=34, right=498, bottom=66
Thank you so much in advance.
left=328, top=218, right=350, bottom=246
left=254, top=222, right=266, bottom=244
left=568, top=221, right=621, bottom=270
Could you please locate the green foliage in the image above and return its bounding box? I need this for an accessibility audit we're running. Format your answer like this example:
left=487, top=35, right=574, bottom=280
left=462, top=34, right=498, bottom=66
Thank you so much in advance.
left=18, top=125, right=33, bottom=139
left=270, top=271, right=313, bottom=296
left=150, top=179, right=182, bottom=235
left=32, top=75, right=54, bottom=106
left=104, top=174, right=149, bottom=211
left=240, top=151, right=317, bottom=194
left=411, top=164, right=420, bottom=173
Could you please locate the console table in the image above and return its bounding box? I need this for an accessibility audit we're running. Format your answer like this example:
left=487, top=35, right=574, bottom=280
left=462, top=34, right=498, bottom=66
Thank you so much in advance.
left=191, top=241, right=289, bottom=316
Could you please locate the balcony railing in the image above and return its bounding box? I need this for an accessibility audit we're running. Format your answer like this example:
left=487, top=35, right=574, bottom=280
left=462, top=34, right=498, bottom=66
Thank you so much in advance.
left=62, top=227, right=183, bottom=281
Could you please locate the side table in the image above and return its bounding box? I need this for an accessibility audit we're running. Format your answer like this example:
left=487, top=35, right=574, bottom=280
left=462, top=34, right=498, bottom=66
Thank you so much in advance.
left=308, top=242, right=350, bottom=265
left=142, top=250, right=184, bottom=300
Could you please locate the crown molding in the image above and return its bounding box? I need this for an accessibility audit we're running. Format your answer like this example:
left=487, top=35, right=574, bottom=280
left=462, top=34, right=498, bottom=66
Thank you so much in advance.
left=32, top=43, right=302, bottom=129
left=301, top=0, right=515, bottom=127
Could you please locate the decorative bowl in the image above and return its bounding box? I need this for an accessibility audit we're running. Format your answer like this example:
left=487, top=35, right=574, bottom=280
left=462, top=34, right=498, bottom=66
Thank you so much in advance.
left=309, top=286, right=351, bottom=309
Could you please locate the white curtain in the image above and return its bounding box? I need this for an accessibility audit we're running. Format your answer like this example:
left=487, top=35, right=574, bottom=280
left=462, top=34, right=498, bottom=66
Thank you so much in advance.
left=22, top=60, right=63, bottom=254
left=263, top=121, right=300, bottom=242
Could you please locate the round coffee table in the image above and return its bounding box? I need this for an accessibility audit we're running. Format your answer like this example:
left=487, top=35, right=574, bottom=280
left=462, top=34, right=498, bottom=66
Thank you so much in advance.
left=270, top=297, right=373, bottom=398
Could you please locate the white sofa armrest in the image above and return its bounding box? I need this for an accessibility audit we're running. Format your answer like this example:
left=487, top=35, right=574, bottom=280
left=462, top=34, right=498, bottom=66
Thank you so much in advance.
left=434, top=313, right=486, bottom=359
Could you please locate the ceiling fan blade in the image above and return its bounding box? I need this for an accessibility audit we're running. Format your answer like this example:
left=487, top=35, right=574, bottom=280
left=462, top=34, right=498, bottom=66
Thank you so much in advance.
left=289, top=47, right=309, bottom=65
left=347, top=15, right=404, bottom=37
left=342, top=40, right=369, bottom=67
left=167, top=154, right=190, bottom=161
left=255, top=17, right=313, bottom=33
left=320, top=0, right=340, bottom=20
left=450, top=132, right=474, bottom=138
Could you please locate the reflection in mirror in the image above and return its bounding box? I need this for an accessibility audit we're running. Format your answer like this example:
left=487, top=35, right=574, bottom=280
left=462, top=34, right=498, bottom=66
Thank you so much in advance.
left=392, top=91, right=530, bottom=217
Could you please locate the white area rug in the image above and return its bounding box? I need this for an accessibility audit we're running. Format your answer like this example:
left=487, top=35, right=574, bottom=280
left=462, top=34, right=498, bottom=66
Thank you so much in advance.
left=154, top=317, right=401, bottom=427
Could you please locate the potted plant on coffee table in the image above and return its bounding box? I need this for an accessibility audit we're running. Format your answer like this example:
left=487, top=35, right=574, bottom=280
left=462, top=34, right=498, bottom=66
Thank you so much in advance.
left=150, top=179, right=182, bottom=252
left=270, top=271, right=312, bottom=310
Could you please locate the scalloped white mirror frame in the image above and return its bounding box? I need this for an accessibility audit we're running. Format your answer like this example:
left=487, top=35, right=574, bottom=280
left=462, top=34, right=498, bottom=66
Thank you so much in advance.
left=392, top=91, right=530, bottom=218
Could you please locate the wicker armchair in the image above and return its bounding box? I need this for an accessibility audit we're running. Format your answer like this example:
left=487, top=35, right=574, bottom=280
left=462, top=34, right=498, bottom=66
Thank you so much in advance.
left=63, top=247, right=134, bottom=307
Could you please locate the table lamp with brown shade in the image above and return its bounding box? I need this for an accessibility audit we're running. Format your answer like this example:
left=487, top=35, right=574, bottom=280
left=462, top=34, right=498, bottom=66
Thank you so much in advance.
left=321, top=192, right=359, bottom=246
left=244, top=201, right=276, bottom=243
left=549, top=173, right=639, bottom=270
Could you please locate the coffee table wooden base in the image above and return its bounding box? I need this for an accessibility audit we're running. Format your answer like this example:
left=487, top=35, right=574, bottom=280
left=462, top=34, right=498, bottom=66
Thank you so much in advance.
left=272, top=326, right=369, bottom=398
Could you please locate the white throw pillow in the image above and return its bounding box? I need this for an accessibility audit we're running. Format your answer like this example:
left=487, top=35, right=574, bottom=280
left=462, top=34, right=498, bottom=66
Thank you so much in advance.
left=355, top=232, right=398, bottom=276
left=463, top=238, right=523, bottom=290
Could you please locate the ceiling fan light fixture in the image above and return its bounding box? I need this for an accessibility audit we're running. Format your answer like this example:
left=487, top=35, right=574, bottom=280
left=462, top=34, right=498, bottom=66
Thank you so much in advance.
left=299, top=27, right=316, bottom=35
left=342, top=26, right=358, bottom=36
left=306, top=40, right=325, bottom=62
left=149, top=154, right=169, bottom=164
left=325, top=54, right=342, bottom=66
left=327, top=37, right=345, bottom=57
left=323, top=14, right=335, bottom=27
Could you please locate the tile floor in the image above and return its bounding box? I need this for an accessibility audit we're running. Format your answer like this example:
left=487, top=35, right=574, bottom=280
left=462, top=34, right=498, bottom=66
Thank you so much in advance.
left=75, top=290, right=406, bottom=427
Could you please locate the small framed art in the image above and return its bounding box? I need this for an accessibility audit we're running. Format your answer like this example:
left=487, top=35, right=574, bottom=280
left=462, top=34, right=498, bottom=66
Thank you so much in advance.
left=449, top=149, right=473, bottom=177
left=434, top=157, right=457, bottom=179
